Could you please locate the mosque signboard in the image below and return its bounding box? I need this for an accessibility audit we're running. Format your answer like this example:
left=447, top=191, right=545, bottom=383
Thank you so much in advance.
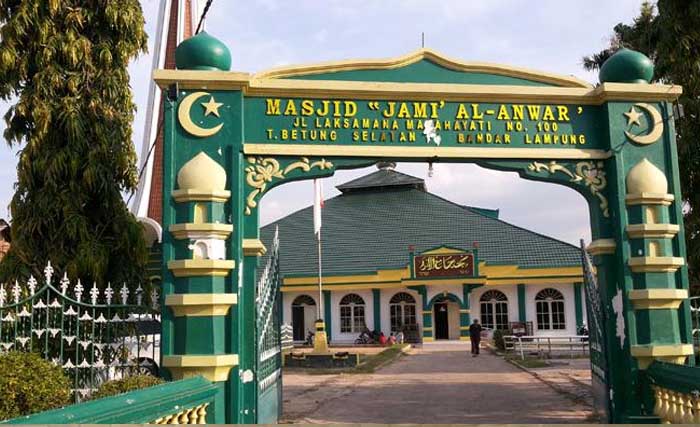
left=412, top=249, right=476, bottom=279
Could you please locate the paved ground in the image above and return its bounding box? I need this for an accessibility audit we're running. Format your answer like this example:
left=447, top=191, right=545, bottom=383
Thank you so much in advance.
left=282, top=341, right=593, bottom=424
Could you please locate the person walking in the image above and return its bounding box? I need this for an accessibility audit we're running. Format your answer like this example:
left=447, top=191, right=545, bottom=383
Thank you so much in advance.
left=469, top=318, right=483, bottom=357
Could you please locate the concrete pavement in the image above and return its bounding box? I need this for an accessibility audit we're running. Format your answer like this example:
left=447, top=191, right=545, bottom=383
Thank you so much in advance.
left=282, top=341, right=593, bottom=424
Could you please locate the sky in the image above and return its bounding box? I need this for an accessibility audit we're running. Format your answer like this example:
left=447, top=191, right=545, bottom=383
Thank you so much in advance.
left=0, top=0, right=649, bottom=245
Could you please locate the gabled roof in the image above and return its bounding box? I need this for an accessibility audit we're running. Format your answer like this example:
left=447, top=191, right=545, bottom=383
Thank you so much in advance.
left=336, top=169, right=426, bottom=193
left=260, top=169, right=581, bottom=277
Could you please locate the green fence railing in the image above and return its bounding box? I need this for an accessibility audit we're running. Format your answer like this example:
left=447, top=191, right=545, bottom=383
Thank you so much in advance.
left=647, top=361, right=700, bottom=424
left=2, top=376, right=217, bottom=424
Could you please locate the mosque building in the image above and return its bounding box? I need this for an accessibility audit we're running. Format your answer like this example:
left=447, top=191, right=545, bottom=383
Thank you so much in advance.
left=261, top=163, right=586, bottom=343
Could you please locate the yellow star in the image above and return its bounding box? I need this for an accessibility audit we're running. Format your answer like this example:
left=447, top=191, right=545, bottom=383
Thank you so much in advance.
left=624, top=106, right=642, bottom=127
left=201, top=96, right=223, bottom=117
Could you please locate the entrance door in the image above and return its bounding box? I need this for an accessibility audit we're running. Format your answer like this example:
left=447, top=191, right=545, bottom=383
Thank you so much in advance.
left=292, top=305, right=305, bottom=341
left=434, top=302, right=449, bottom=340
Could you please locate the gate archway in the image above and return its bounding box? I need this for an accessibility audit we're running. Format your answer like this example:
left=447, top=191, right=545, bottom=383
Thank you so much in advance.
left=156, top=35, right=693, bottom=424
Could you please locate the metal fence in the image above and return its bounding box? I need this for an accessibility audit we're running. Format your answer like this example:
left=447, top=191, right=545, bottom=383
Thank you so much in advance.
left=503, top=335, right=590, bottom=359
left=691, top=296, right=699, bottom=359
left=0, top=262, right=160, bottom=401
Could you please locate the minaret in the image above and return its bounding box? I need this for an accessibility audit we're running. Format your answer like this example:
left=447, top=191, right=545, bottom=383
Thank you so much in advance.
left=131, top=0, right=203, bottom=238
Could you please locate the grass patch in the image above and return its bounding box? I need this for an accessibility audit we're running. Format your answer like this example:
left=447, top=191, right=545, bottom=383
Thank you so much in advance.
left=506, top=355, right=549, bottom=369
left=284, top=344, right=409, bottom=375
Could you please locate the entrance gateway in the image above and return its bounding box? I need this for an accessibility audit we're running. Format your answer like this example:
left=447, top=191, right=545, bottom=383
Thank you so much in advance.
left=156, top=33, right=694, bottom=424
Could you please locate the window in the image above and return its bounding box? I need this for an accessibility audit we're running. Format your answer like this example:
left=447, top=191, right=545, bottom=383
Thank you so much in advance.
left=339, top=294, right=365, bottom=333
left=389, top=292, right=417, bottom=332
left=535, top=288, right=566, bottom=330
left=479, top=290, right=509, bottom=330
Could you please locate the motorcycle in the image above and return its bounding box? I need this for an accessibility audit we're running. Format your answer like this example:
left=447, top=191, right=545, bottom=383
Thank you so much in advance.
left=354, top=328, right=377, bottom=345
left=305, top=330, right=315, bottom=346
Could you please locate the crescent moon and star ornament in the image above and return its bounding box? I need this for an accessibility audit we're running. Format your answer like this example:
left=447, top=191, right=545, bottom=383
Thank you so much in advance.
left=624, top=103, right=663, bottom=145
left=178, top=91, right=224, bottom=138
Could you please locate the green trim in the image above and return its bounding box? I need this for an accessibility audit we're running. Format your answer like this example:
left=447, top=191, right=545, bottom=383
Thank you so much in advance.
left=427, top=292, right=462, bottom=309
left=574, top=282, right=583, bottom=328
left=323, top=290, right=332, bottom=341
left=372, top=288, right=381, bottom=332
left=3, top=376, right=218, bottom=424
left=517, top=284, right=526, bottom=322
left=647, top=361, right=700, bottom=395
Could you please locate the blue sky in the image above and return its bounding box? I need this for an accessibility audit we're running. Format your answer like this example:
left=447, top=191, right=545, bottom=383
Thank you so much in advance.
left=0, top=0, right=647, bottom=244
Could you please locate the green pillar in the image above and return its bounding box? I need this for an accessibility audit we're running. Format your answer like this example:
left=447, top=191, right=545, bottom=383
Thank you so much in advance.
left=408, top=285, right=431, bottom=341
left=372, top=288, right=381, bottom=332
left=574, top=282, right=583, bottom=328
left=517, top=284, right=526, bottom=323
left=460, top=284, right=472, bottom=339
left=323, top=290, right=332, bottom=342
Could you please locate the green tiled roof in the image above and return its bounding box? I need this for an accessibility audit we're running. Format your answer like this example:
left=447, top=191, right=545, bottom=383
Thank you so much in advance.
left=260, top=170, right=581, bottom=277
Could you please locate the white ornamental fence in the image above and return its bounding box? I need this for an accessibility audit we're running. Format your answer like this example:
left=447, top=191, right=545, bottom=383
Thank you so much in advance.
left=0, top=262, right=160, bottom=401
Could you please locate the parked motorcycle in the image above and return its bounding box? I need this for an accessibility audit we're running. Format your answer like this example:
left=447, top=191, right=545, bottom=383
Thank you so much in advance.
left=305, top=330, right=315, bottom=346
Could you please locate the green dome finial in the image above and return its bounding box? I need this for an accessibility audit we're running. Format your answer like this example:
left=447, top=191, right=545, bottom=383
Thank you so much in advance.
left=599, top=48, right=654, bottom=84
left=175, top=31, right=231, bottom=71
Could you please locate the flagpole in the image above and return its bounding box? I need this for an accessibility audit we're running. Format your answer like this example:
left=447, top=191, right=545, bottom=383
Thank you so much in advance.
left=317, top=230, right=323, bottom=320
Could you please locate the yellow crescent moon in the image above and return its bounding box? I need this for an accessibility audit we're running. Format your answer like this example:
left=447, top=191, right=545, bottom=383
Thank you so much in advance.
left=625, top=102, right=663, bottom=145
left=178, top=91, right=224, bottom=138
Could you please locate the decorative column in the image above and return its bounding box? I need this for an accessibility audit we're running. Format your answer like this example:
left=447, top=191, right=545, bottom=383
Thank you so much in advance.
left=323, top=290, right=332, bottom=342
left=372, top=289, right=381, bottom=333
left=459, top=284, right=473, bottom=340
left=409, top=285, right=431, bottom=342
left=162, top=152, right=237, bottom=423
left=625, top=159, right=692, bottom=369
left=517, top=284, right=526, bottom=323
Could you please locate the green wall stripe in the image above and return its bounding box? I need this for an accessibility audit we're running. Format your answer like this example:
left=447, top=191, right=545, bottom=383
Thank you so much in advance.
left=323, top=290, right=332, bottom=341
left=372, top=288, right=381, bottom=332
left=517, top=284, right=526, bottom=322
left=574, top=282, right=583, bottom=328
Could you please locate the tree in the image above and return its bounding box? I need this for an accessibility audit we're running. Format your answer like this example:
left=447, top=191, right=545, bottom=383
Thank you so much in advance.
left=0, top=1, right=149, bottom=287
left=583, top=0, right=700, bottom=293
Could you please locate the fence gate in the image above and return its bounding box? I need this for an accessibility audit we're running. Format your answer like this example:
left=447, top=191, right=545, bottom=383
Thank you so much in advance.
left=0, top=262, right=160, bottom=401
left=256, top=229, right=283, bottom=423
left=581, top=240, right=611, bottom=421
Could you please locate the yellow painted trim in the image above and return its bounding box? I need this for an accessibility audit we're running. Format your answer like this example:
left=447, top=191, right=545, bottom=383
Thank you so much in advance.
left=242, top=238, right=268, bottom=256
left=631, top=344, right=694, bottom=369
left=169, top=223, right=233, bottom=240
left=587, top=239, right=616, bottom=256
left=165, top=293, right=237, bottom=317
left=244, top=144, right=610, bottom=161
left=626, top=224, right=680, bottom=239
left=625, top=193, right=674, bottom=206
left=459, top=336, right=471, bottom=341
left=168, top=259, right=236, bottom=277
left=628, top=257, right=684, bottom=273
left=163, top=354, right=239, bottom=382
left=423, top=327, right=433, bottom=331
left=153, top=69, right=251, bottom=89
left=459, top=309, right=471, bottom=313
left=459, top=326, right=471, bottom=330
left=628, top=289, right=688, bottom=310
left=255, top=48, right=592, bottom=88
left=172, top=189, right=231, bottom=203
left=422, top=337, right=435, bottom=342
left=422, top=310, right=432, bottom=315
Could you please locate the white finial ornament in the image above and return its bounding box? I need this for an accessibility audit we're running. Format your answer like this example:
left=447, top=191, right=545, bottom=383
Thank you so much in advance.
left=59, top=273, right=70, bottom=295
left=12, top=280, right=21, bottom=303
left=27, top=276, right=37, bottom=296
left=0, top=283, right=6, bottom=307
left=104, top=283, right=114, bottom=305
left=90, top=282, right=99, bottom=305
left=44, top=261, right=54, bottom=284
left=74, top=279, right=84, bottom=301
left=120, top=284, right=129, bottom=305
left=136, top=285, right=143, bottom=306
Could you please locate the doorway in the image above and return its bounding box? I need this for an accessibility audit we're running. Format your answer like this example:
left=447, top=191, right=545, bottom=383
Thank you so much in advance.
left=292, top=306, right=305, bottom=341
left=434, top=302, right=449, bottom=340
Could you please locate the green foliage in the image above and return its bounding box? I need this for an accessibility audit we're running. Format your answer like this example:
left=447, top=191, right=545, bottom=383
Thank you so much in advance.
left=0, top=0, right=149, bottom=287
left=0, top=351, right=71, bottom=420
left=492, top=329, right=510, bottom=351
left=583, top=0, right=700, bottom=294
left=92, top=374, right=164, bottom=400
